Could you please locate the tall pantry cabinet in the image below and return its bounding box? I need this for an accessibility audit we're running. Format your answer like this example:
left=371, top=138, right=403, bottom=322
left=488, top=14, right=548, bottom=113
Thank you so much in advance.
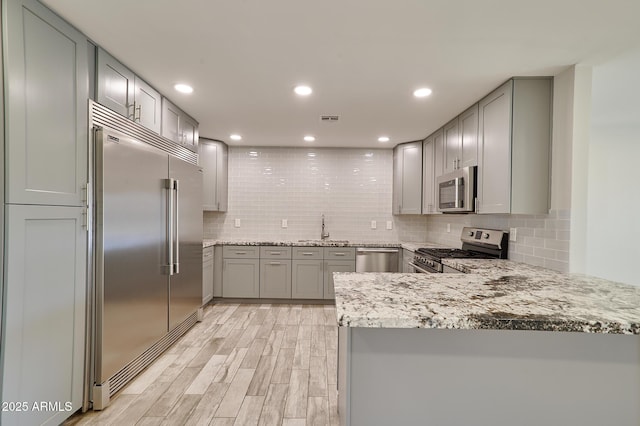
left=1, top=0, right=88, bottom=424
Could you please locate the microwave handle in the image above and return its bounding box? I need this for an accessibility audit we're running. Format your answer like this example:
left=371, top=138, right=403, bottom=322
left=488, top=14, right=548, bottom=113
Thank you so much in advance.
left=454, top=177, right=461, bottom=209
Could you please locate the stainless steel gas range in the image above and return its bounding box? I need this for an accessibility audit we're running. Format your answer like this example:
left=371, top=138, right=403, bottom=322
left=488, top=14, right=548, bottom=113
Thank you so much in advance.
left=410, top=227, right=509, bottom=273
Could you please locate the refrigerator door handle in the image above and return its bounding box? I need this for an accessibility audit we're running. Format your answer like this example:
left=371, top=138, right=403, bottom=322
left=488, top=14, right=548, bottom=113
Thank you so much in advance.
left=165, top=178, right=175, bottom=275
left=174, top=179, right=180, bottom=274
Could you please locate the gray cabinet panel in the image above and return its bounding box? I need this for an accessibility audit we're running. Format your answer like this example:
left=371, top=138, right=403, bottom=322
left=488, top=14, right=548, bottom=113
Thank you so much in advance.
left=392, top=142, right=422, bottom=214
left=200, top=138, right=228, bottom=212
left=292, top=260, right=324, bottom=299
left=422, top=136, right=436, bottom=214
left=223, top=245, right=260, bottom=258
left=324, top=260, right=355, bottom=299
left=2, top=205, right=86, bottom=425
left=213, top=246, right=223, bottom=297
left=459, top=103, right=479, bottom=169
left=97, top=48, right=134, bottom=118
left=4, top=0, right=89, bottom=206
left=260, top=260, right=292, bottom=298
left=260, top=246, right=292, bottom=259
left=203, top=247, right=214, bottom=304
left=433, top=128, right=445, bottom=178
left=324, top=247, right=356, bottom=260
left=135, top=76, right=162, bottom=134
left=293, top=246, right=323, bottom=260
left=161, top=97, right=181, bottom=143
left=443, top=117, right=460, bottom=174
left=223, top=259, right=260, bottom=298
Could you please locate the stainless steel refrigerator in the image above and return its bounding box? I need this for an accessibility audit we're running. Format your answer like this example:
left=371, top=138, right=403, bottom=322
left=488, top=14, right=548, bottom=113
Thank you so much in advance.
left=91, top=123, right=202, bottom=408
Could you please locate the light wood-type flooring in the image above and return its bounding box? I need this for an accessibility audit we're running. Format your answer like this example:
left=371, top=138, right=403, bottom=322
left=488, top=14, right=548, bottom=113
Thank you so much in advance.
left=65, top=303, right=340, bottom=426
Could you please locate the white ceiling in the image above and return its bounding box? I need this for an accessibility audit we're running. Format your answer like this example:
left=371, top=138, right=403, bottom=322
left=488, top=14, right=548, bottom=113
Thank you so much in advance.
left=42, top=0, right=640, bottom=148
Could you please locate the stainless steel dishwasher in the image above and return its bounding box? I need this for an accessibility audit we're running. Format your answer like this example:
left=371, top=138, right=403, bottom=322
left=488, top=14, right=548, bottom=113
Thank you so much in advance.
left=356, top=247, right=400, bottom=272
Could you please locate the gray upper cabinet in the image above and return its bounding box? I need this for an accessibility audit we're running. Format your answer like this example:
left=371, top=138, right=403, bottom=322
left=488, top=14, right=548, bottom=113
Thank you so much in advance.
left=477, top=78, right=552, bottom=214
left=392, top=142, right=422, bottom=215
left=199, top=138, right=229, bottom=211
left=443, top=117, right=460, bottom=174
left=422, top=131, right=442, bottom=215
left=134, top=76, right=162, bottom=134
left=443, top=103, right=478, bottom=174
left=4, top=0, right=89, bottom=206
left=161, top=97, right=199, bottom=152
left=97, top=48, right=161, bottom=134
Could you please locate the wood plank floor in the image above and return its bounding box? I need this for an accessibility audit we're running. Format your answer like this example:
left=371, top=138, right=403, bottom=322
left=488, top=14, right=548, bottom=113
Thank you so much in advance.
left=65, top=303, right=340, bottom=426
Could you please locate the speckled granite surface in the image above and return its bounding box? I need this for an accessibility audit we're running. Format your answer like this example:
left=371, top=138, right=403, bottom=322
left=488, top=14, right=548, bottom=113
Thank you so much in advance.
left=333, top=263, right=640, bottom=334
left=201, top=240, right=442, bottom=250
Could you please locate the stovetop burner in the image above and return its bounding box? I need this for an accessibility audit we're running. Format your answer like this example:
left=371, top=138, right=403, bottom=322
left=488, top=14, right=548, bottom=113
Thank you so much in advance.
left=415, top=248, right=496, bottom=260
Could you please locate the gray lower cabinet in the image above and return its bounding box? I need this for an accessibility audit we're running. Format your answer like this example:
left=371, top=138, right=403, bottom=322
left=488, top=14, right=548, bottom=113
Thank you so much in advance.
left=4, top=0, right=89, bottom=207
left=402, top=249, right=415, bottom=273
left=222, top=246, right=260, bottom=298
left=292, top=260, right=324, bottom=299
left=324, top=260, right=356, bottom=299
left=2, top=205, right=86, bottom=426
left=203, top=246, right=214, bottom=304
left=260, top=246, right=292, bottom=298
left=213, top=246, right=223, bottom=297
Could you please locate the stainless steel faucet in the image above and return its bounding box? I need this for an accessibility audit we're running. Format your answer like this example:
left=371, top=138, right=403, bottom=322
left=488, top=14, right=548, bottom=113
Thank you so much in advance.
left=321, top=214, right=330, bottom=240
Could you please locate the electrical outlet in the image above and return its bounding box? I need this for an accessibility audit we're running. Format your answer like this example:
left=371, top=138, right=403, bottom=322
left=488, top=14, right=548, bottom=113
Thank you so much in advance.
left=234, top=218, right=241, bottom=228
left=509, top=228, right=517, bottom=242
left=386, top=221, right=393, bottom=230
left=447, top=223, right=451, bottom=233
left=282, top=219, right=288, bottom=228
left=371, top=220, right=377, bottom=229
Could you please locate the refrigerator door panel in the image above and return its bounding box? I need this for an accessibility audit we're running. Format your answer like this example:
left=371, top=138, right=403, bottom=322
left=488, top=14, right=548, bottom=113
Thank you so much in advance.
left=95, top=128, right=170, bottom=383
left=168, top=156, right=203, bottom=330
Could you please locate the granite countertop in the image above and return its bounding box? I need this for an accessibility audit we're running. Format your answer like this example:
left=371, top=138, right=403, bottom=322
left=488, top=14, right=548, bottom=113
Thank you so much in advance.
left=201, top=239, right=444, bottom=250
left=333, top=260, right=640, bottom=335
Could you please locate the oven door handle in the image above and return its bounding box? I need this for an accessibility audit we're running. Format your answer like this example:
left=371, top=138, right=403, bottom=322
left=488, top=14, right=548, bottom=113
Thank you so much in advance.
left=408, top=262, right=434, bottom=274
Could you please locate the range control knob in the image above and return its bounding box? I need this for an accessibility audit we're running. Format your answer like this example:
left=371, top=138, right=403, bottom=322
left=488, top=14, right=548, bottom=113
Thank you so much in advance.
left=468, top=231, right=474, bottom=236
left=483, top=233, right=490, bottom=239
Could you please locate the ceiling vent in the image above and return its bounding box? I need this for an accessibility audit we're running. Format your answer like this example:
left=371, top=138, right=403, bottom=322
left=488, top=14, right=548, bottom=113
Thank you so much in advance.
left=320, top=115, right=340, bottom=122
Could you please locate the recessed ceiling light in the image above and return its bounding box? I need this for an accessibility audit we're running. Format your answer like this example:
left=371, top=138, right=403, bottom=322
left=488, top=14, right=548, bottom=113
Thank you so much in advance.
left=230, top=134, right=242, bottom=141
left=294, top=85, right=313, bottom=96
left=174, top=83, right=193, bottom=94
left=304, top=135, right=316, bottom=142
left=378, top=136, right=390, bottom=143
left=413, top=87, right=432, bottom=98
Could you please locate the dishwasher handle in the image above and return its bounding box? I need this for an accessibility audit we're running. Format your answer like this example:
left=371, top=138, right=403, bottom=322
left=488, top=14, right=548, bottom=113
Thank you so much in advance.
left=356, top=248, right=400, bottom=254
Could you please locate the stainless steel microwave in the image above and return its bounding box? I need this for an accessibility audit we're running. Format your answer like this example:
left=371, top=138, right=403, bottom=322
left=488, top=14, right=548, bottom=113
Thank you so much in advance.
left=436, top=166, right=476, bottom=213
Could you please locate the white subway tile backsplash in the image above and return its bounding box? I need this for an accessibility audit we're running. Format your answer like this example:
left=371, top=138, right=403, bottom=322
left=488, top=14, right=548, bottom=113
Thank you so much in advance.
left=425, top=209, right=571, bottom=273
left=203, top=147, right=429, bottom=242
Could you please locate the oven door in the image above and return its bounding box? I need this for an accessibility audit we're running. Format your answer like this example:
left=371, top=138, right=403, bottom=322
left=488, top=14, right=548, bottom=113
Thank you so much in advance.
left=436, top=166, right=475, bottom=213
left=408, top=262, right=440, bottom=273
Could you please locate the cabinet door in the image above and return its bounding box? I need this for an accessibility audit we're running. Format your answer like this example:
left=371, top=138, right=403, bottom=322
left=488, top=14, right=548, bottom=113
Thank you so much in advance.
left=433, top=128, right=445, bottom=178
left=222, top=259, right=260, bottom=298
left=392, top=146, right=402, bottom=214
left=216, top=142, right=229, bottom=212
left=4, top=0, right=89, bottom=206
left=459, top=103, right=479, bottom=168
left=200, top=139, right=219, bottom=210
left=97, top=48, right=135, bottom=118
left=203, top=247, right=214, bottom=304
left=2, top=205, right=86, bottom=426
left=161, top=97, right=181, bottom=143
left=478, top=81, right=513, bottom=214
left=324, top=260, right=356, bottom=299
left=180, top=114, right=199, bottom=150
left=134, top=76, right=162, bottom=134
left=443, top=117, right=460, bottom=174
left=292, top=260, right=324, bottom=299
left=393, top=142, right=422, bottom=215
left=422, top=137, right=435, bottom=214
left=260, top=260, right=292, bottom=298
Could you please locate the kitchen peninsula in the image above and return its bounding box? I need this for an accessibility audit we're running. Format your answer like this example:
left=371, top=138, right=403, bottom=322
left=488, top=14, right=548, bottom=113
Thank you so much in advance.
left=334, top=262, right=640, bottom=426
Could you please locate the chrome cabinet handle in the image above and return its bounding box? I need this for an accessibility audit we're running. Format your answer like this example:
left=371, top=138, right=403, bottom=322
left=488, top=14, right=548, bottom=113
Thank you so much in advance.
left=333, top=253, right=346, bottom=256
left=270, top=251, right=281, bottom=255
left=269, top=262, right=281, bottom=265
left=452, top=159, right=457, bottom=170
left=235, top=251, right=247, bottom=255
left=134, top=105, right=141, bottom=122
left=302, top=252, right=314, bottom=256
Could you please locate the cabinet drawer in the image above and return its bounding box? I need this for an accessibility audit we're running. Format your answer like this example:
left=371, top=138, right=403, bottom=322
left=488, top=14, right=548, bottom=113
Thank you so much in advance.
left=292, top=247, right=323, bottom=260
left=223, top=246, right=260, bottom=258
left=324, top=247, right=355, bottom=260
left=260, top=246, right=292, bottom=259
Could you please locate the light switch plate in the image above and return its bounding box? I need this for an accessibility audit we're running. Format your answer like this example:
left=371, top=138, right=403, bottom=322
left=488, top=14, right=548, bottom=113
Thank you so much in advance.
left=386, top=221, right=393, bottom=230
left=282, top=219, right=288, bottom=228
left=371, top=220, right=377, bottom=229
left=509, top=228, right=517, bottom=242
left=234, top=218, right=241, bottom=228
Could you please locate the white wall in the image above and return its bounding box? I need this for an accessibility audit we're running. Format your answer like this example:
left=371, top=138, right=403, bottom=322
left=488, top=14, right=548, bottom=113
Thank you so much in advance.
left=204, top=147, right=429, bottom=242
left=585, top=47, right=640, bottom=286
